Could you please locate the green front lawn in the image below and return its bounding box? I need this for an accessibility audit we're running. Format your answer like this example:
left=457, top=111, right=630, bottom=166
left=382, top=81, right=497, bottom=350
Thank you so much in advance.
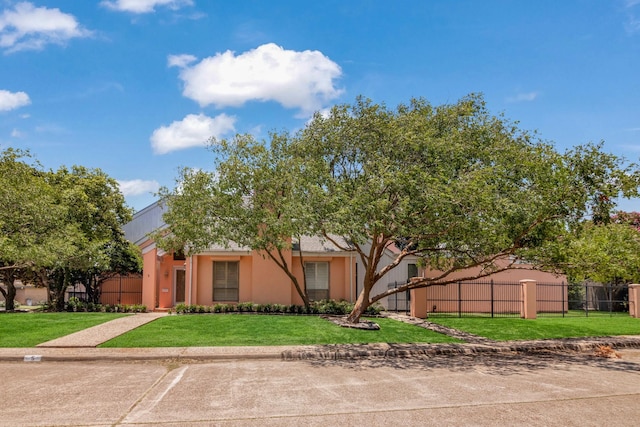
left=429, top=316, right=640, bottom=341
left=0, top=312, right=128, bottom=347
left=100, top=315, right=461, bottom=347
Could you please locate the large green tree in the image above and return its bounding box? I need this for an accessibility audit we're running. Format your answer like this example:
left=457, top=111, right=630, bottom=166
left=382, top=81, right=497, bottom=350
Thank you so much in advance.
left=0, top=149, right=139, bottom=311
left=43, top=166, right=140, bottom=310
left=161, top=94, right=639, bottom=323
left=565, top=220, right=640, bottom=286
left=297, top=95, right=638, bottom=322
left=0, top=149, right=78, bottom=311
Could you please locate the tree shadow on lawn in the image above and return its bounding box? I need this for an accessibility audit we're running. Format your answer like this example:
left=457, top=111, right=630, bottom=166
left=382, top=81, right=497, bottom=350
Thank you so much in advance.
left=303, top=348, right=640, bottom=376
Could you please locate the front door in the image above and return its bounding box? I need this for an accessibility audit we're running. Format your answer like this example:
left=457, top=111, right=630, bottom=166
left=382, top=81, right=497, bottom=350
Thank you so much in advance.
left=174, top=267, right=186, bottom=305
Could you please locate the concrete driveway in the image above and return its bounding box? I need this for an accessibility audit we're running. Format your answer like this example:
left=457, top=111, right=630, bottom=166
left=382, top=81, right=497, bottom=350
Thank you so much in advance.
left=2, top=349, right=640, bottom=426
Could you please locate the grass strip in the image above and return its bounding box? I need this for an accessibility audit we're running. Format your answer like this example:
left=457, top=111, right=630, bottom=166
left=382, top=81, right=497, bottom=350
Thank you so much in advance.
left=100, top=314, right=460, bottom=347
left=0, top=312, right=128, bottom=347
left=429, top=316, right=640, bottom=341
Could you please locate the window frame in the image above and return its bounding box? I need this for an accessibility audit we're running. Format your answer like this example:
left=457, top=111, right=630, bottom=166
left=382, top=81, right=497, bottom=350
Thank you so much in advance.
left=212, top=261, right=239, bottom=302
left=304, top=261, right=330, bottom=301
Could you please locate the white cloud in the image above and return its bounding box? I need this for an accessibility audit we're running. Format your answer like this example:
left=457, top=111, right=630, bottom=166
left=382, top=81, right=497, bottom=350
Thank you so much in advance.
left=10, top=128, right=24, bottom=138
left=101, top=0, right=193, bottom=14
left=0, top=89, right=30, bottom=111
left=117, top=179, right=160, bottom=196
left=167, top=53, right=196, bottom=68
left=624, top=0, right=640, bottom=34
left=0, top=2, right=92, bottom=53
left=150, top=113, right=236, bottom=154
left=170, top=43, right=343, bottom=115
left=506, top=91, right=539, bottom=103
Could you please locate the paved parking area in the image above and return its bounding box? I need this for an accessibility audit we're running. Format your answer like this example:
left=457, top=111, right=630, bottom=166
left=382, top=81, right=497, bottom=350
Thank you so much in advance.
left=2, top=349, right=640, bottom=426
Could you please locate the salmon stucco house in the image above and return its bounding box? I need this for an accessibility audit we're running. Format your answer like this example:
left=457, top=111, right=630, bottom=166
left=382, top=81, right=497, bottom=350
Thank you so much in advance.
left=123, top=202, right=359, bottom=311
left=124, top=202, right=566, bottom=314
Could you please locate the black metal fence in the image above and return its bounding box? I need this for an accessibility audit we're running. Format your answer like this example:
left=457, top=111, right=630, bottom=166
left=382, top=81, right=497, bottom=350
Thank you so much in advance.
left=424, top=280, right=524, bottom=318
left=537, top=282, right=629, bottom=317
left=386, top=282, right=411, bottom=313
left=385, top=280, right=629, bottom=318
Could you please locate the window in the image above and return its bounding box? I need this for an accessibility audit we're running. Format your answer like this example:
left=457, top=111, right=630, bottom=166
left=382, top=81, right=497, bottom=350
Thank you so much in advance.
left=408, top=263, right=418, bottom=280
left=213, top=261, right=239, bottom=302
left=305, top=262, right=329, bottom=301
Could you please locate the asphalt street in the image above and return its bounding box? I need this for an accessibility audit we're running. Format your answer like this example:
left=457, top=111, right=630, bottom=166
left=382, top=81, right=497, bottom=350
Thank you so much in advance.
left=3, top=349, right=640, bottom=426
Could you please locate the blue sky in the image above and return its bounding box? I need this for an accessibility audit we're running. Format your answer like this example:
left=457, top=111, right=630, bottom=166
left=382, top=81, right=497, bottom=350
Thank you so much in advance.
left=1, top=0, right=639, bottom=212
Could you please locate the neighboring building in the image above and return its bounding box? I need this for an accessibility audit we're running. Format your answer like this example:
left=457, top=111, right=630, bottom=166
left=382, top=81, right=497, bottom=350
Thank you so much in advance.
left=0, top=281, right=47, bottom=307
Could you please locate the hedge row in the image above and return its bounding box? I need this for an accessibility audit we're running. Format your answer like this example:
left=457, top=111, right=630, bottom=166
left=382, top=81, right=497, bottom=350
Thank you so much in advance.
left=173, top=299, right=383, bottom=316
left=63, top=297, right=146, bottom=313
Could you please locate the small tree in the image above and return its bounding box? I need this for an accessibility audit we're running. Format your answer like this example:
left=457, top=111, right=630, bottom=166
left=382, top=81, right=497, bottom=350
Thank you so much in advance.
left=157, top=133, right=317, bottom=308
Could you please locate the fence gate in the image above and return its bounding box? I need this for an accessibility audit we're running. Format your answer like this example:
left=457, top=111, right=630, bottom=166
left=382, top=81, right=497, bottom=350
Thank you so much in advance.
left=99, top=274, right=143, bottom=305
left=387, top=282, right=411, bottom=313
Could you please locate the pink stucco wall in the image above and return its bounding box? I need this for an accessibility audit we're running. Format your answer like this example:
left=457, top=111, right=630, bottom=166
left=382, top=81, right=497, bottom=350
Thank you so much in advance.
left=141, top=248, right=157, bottom=310
left=138, top=243, right=358, bottom=309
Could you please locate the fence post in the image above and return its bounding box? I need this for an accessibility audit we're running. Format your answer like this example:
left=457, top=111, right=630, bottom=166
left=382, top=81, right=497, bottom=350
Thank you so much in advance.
left=520, top=279, right=537, bottom=319
left=629, top=284, right=640, bottom=318
left=410, top=287, right=427, bottom=318
left=490, top=279, right=494, bottom=318
left=394, top=282, right=398, bottom=311
left=457, top=281, right=462, bottom=318
left=562, top=281, right=566, bottom=317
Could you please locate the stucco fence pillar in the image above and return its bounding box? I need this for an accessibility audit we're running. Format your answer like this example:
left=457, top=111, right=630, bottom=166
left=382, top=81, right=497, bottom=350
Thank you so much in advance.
left=629, top=284, right=640, bottom=318
left=520, top=279, right=537, bottom=319
left=409, top=287, right=428, bottom=318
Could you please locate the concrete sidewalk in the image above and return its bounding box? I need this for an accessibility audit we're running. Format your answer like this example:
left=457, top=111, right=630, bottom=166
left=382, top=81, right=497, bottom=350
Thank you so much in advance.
left=36, top=312, right=167, bottom=348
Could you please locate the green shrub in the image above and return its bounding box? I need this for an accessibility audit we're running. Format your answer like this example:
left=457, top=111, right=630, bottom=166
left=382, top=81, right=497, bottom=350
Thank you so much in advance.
left=167, top=299, right=381, bottom=316
left=237, top=302, right=255, bottom=312
left=364, top=302, right=384, bottom=316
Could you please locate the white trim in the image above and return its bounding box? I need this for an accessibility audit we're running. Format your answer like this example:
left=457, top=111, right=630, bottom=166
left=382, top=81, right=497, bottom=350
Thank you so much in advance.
left=141, top=242, right=157, bottom=255
left=293, top=251, right=355, bottom=258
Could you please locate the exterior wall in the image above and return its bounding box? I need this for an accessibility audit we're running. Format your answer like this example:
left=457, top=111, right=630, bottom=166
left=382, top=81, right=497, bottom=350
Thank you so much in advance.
left=189, top=252, right=356, bottom=307
left=141, top=248, right=158, bottom=310
left=358, top=244, right=420, bottom=309
left=189, top=251, right=317, bottom=306
left=156, top=256, right=185, bottom=308
left=630, top=284, right=640, bottom=318
left=291, top=255, right=356, bottom=304
left=250, top=251, right=292, bottom=304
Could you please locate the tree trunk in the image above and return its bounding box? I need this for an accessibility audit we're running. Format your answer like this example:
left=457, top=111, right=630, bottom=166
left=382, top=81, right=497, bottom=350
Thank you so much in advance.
left=50, top=270, right=68, bottom=312
left=0, top=270, right=17, bottom=311
left=3, top=281, right=16, bottom=311
left=346, top=286, right=371, bottom=323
